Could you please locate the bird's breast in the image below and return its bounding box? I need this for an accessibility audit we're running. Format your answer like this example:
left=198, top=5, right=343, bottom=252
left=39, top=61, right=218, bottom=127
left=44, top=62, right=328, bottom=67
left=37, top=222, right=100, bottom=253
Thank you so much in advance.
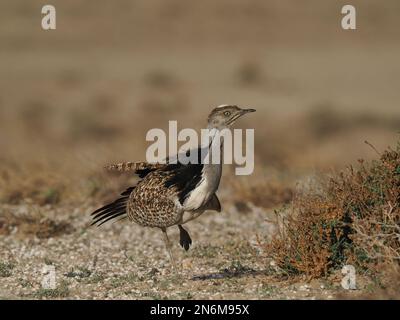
left=182, top=163, right=222, bottom=211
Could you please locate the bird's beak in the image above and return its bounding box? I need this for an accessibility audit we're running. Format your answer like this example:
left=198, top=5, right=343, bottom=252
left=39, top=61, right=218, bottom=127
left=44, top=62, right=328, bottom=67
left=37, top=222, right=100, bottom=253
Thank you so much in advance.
left=241, top=108, right=256, bottom=114
left=227, top=107, right=256, bottom=125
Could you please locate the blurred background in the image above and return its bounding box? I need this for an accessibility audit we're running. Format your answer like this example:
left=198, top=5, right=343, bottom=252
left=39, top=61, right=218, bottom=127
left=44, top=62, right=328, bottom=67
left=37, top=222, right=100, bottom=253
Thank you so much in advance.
left=1, top=0, right=400, bottom=206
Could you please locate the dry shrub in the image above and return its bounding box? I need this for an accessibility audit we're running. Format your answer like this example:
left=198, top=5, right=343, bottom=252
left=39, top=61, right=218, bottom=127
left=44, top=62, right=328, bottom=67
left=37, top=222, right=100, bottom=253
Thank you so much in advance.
left=0, top=165, right=65, bottom=206
left=264, top=140, right=400, bottom=281
left=0, top=210, right=74, bottom=239
left=0, top=153, right=136, bottom=207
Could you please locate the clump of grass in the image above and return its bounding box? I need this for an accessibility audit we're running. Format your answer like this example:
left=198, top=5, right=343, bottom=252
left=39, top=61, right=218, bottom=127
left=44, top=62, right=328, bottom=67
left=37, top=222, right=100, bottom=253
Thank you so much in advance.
left=0, top=210, right=74, bottom=239
left=84, top=272, right=106, bottom=284
left=143, top=292, right=165, bottom=300
left=259, top=284, right=280, bottom=298
left=32, top=218, right=74, bottom=239
left=65, top=266, right=92, bottom=280
left=0, top=165, right=66, bottom=207
left=3, top=190, right=24, bottom=205
left=0, top=262, right=15, bottom=277
left=18, top=278, right=34, bottom=288
left=39, top=187, right=62, bottom=205
left=109, top=273, right=139, bottom=288
left=191, top=244, right=220, bottom=258
left=176, top=292, right=194, bottom=299
left=223, top=240, right=256, bottom=258
left=263, top=140, right=400, bottom=283
left=43, top=257, right=55, bottom=265
left=222, top=260, right=253, bottom=274
left=34, top=280, right=70, bottom=299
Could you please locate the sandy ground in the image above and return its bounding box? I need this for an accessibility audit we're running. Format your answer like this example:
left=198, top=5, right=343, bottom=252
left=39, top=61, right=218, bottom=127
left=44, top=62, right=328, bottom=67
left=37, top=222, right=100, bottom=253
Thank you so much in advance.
left=0, top=200, right=365, bottom=300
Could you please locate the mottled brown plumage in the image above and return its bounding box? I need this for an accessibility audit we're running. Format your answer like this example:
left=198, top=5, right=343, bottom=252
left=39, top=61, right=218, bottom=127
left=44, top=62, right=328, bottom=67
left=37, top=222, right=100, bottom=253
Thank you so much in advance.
left=127, top=170, right=182, bottom=228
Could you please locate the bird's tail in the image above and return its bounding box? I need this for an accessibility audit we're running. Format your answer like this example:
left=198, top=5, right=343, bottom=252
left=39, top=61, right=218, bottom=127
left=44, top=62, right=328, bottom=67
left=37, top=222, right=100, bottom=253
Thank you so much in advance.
left=105, top=161, right=165, bottom=172
left=105, top=161, right=165, bottom=178
left=90, top=187, right=135, bottom=227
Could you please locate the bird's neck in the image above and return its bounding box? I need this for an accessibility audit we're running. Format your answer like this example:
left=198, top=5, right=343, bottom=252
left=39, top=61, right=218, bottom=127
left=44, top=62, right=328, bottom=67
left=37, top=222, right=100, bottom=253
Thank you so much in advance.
left=202, top=127, right=224, bottom=162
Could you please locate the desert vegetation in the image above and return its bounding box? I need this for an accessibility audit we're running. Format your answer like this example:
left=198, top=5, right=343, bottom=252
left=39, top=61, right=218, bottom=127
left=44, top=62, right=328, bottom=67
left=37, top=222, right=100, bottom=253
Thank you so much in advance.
left=262, top=141, right=400, bottom=297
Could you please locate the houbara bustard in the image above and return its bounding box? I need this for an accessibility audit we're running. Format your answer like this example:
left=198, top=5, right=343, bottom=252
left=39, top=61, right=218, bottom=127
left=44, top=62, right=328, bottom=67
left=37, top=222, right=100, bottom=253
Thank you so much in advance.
left=91, top=105, right=255, bottom=268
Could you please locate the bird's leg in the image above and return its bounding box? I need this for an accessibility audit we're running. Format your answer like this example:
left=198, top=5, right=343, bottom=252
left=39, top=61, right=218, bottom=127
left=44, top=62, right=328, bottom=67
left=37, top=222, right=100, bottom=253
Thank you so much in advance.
left=161, top=227, right=176, bottom=270
left=178, top=225, right=192, bottom=251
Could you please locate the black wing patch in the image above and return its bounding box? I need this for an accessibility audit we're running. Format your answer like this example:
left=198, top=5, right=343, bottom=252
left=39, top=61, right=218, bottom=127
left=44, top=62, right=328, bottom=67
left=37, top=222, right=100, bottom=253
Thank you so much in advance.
left=163, top=147, right=205, bottom=205
left=135, top=168, right=157, bottom=179
left=163, top=163, right=203, bottom=205
left=90, top=187, right=135, bottom=226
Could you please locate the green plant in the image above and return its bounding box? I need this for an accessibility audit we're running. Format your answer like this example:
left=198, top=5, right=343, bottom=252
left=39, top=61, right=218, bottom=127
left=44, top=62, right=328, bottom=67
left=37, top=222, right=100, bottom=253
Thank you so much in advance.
left=0, top=262, right=15, bottom=277
left=34, top=281, right=70, bottom=299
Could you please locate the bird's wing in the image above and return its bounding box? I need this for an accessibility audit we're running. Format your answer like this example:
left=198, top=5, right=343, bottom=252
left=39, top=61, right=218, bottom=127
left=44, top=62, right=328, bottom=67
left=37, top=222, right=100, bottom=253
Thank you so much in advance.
left=127, top=171, right=182, bottom=227
left=105, top=146, right=206, bottom=177
left=97, top=146, right=206, bottom=226
left=90, top=186, right=135, bottom=226
left=163, top=162, right=204, bottom=205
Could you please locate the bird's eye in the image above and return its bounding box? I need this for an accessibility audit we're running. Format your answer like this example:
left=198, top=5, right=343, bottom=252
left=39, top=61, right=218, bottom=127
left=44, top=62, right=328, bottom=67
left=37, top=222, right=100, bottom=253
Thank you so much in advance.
left=224, top=111, right=231, bottom=116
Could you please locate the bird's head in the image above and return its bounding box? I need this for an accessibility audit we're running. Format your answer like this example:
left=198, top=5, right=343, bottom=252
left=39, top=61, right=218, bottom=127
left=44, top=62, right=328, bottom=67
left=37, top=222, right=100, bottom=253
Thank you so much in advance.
left=207, top=105, right=256, bottom=130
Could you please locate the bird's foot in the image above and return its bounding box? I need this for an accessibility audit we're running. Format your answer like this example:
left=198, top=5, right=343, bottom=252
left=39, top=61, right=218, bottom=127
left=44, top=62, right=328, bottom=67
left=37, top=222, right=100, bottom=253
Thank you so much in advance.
left=178, top=225, right=192, bottom=251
